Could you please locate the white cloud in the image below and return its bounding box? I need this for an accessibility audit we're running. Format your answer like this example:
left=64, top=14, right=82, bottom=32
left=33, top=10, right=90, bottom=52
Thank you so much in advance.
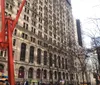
left=71, top=0, right=100, bottom=20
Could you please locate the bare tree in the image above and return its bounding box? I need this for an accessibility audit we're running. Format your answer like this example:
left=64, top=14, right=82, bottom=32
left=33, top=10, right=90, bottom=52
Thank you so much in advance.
left=83, top=18, right=100, bottom=65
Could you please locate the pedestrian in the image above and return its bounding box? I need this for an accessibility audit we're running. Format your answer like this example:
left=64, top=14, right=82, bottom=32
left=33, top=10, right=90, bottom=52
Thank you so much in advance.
left=24, top=80, right=28, bottom=85
left=5, top=79, right=10, bottom=85
left=16, top=81, right=20, bottom=85
left=20, top=81, right=24, bottom=85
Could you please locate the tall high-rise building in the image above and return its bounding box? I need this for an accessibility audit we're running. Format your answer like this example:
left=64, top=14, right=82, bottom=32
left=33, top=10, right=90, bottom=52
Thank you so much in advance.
left=76, top=19, right=83, bottom=47
left=0, top=0, right=78, bottom=85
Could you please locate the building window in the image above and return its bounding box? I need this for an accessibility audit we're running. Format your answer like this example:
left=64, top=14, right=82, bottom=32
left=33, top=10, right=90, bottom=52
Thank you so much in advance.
left=22, top=33, right=24, bottom=38
left=38, top=24, right=42, bottom=30
left=20, top=43, right=26, bottom=61
left=32, top=13, right=37, bottom=18
left=44, top=43, right=48, bottom=47
left=58, top=72, right=61, bottom=80
left=65, top=59, right=68, bottom=69
left=21, top=33, right=28, bottom=39
left=38, top=31, right=42, bottom=38
left=18, top=66, right=24, bottom=78
left=39, top=17, right=42, bottom=23
left=6, top=3, right=9, bottom=9
left=28, top=68, right=33, bottom=78
left=38, top=40, right=42, bottom=45
left=44, top=70, right=47, bottom=79
left=30, top=37, right=36, bottom=43
left=23, top=22, right=28, bottom=30
left=58, top=56, right=61, bottom=68
left=10, top=5, right=12, bottom=10
left=25, top=1, right=30, bottom=7
left=49, top=53, right=52, bottom=67
left=62, top=58, right=64, bottom=69
left=70, top=74, right=74, bottom=80
left=31, top=27, right=36, bottom=34
left=37, top=48, right=41, bottom=64
left=0, top=50, right=3, bottom=56
left=66, top=73, right=68, bottom=79
left=39, top=0, right=43, bottom=5
left=39, top=6, right=42, bottom=11
left=24, top=14, right=29, bottom=21
left=49, top=31, right=52, bottom=36
left=39, top=12, right=42, bottom=17
left=49, top=26, right=52, bottom=30
left=44, top=34, right=48, bottom=40
left=14, top=29, right=17, bottom=35
left=13, top=39, right=16, bottom=46
left=32, top=21, right=36, bottom=26
left=13, top=51, right=15, bottom=56
left=43, top=51, right=47, bottom=65
left=54, top=55, right=57, bottom=67
left=63, top=72, right=65, bottom=79
left=49, top=37, right=52, bottom=43
left=18, top=2, right=20, bottom=7
left=54, top=71, right=57, bottom=79
left=49, top=70, right=53, bottom=79
left=24, top=7, right=29, bottom=14
left=5, top=12, right=7, bottom=16
left=37, top=69, right=41, bottom=78
left=29, top=46, right=34, bottom=63
left=0, top=64, right=4, bottom=72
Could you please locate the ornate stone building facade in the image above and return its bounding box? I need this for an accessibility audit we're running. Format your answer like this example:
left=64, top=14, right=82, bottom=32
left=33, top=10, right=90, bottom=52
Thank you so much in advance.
left=0, top=0, right=78, bottom=84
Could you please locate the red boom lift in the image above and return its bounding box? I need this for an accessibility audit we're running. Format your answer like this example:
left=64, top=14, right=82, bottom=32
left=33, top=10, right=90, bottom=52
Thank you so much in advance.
left=0, top=0, right=26, bottom=85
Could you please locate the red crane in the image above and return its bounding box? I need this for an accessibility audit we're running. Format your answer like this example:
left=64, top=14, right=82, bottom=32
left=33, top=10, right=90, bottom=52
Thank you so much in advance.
left=0, top=0, right=26, bottom=85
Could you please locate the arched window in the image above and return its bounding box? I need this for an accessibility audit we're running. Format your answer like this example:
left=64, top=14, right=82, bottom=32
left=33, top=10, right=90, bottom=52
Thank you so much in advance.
left=28, top=68, right=33, bottom=78
left=49, top=70, right=53, bottom=79
left=29, top=46, right=34, bottom=63
left=44, top=51, right=47, bottom=65
left=49, top=53, right=52, bottom=67
left=54, top=71, right=57, bottom=79
left=20, top=43, right=26, bottom=61
left=36, top=69, right=41, bottom=78
left=37, top=49, right=41, bottom=64
left=63, top=72, right=65, bottom=79
left=18, top=66, right=24, bottom=78
left=0, top=64, right=4, bottom=72
left=44, top=70, right=47, bottom=79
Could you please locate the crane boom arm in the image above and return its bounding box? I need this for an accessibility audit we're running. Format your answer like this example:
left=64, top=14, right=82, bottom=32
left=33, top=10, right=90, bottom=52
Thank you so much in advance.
left=12, top=0, right=26, bottom=30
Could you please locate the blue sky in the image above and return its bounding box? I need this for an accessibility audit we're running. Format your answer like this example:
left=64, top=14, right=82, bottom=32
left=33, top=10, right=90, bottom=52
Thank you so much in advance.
left=71, top=0, right=100, bottom=48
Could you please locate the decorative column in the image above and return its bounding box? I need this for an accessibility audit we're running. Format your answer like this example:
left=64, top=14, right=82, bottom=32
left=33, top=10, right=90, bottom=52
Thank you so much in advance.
left=25, top=44, right=30, bottom=63
left=34, top=47, right=37, bottom=65
left=24, top=68, right=28, bottom=79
